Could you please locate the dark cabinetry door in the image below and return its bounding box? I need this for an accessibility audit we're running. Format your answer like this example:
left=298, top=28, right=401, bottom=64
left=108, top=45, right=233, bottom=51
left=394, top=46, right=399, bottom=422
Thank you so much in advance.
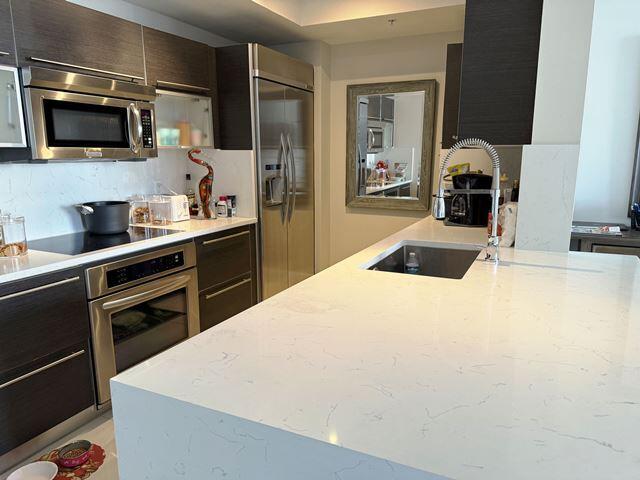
left=199, top=277, right=253, bottom=331
left=381, top=96, right=394, bottom=122
left=0, top=268, right=90, bottom=379
left=0, top=267, right=94, bottom=456
left=0, top=344, right=93, bottom=456
left=458, top=0, right=543, bottom=145
left=143, top=27, right=211, bottom=91
left=196, top=225, right=257, bottom=330
left=0, top=0, right=16, bottom=66
left=442, top=43, right=463, bottom=148
left=367, top=95, right=381, bottom=120
left=11, top=0, right=145, bottom=80
left=215, top=45, right=253, bottom=150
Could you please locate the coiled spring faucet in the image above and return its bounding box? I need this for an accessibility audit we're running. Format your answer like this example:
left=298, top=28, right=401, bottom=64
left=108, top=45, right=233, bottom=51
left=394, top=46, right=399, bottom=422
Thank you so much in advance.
left=432, top=138, right=501, bottom=263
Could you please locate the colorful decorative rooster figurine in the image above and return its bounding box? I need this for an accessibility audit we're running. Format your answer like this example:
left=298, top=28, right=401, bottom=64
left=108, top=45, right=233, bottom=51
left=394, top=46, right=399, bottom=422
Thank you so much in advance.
left=187, top=148, right=214, bottom=218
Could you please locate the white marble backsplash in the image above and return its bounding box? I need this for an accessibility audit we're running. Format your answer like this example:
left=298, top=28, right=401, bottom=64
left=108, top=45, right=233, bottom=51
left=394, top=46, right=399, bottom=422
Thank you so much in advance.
left=0, top=149, right=255, bottom=240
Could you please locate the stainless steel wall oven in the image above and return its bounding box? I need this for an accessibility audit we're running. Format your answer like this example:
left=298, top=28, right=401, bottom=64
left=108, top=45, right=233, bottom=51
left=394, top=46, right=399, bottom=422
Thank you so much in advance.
left=86, top=243, right=199, bottom=406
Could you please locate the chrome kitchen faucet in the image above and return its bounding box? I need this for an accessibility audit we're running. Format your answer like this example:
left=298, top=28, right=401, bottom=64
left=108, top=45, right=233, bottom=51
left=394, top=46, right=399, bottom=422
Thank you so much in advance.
left=432, top=138, right=501, bottom=263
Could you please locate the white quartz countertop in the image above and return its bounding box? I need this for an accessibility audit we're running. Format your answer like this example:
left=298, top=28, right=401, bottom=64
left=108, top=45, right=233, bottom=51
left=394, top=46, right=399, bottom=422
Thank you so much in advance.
left=112, top=217, right=640, bottom=479
left=0, top=217, right=256, bottom=285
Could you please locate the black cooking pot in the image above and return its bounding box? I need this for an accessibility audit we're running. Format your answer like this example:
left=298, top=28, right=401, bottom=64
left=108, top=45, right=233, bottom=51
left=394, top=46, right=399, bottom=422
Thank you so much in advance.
left=76, top=201, right=130, bottom=235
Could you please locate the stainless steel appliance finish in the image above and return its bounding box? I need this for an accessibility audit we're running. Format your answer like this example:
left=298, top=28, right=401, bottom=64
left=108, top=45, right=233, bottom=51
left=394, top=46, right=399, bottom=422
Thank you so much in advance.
left=253, top=45, right=315, bottom=299
left=22, top=67, right=157, bottom=161
left=86, top=243, right=199, bottom=405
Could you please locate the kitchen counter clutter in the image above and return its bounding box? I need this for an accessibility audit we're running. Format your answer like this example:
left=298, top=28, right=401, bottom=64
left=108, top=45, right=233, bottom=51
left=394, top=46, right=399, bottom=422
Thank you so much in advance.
left=111, top=217, right=640, bottom=479
left=0, top=217, right=257, bottom=285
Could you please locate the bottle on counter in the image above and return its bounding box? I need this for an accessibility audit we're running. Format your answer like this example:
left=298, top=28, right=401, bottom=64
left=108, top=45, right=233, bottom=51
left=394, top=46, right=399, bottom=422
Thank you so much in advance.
left=216, top=196, right=228, bottom=218
left=227, top=195, right=237, bottom=217
left=511, top=179, right=520, bottom=202
left=185, top=174, right=199, bottom=217
left=225, top=195, right=233, bottom=218
left=405, top=252, right=420, bottom=274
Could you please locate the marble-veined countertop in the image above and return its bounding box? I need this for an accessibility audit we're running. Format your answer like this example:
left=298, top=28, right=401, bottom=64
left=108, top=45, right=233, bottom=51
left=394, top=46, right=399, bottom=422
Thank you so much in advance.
left=111, top=216, right=640, bottom=479
left=0, top=217, right=256, bottom=285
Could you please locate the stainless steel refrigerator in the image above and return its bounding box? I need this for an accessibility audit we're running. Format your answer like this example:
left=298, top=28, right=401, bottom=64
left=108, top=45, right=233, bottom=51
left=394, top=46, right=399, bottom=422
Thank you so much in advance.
left=252, top=45, right=315, bottom=299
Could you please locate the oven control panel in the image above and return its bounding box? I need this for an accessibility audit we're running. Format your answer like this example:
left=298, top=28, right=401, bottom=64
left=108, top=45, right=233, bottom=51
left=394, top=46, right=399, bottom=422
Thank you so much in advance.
left=140, top=109, right=154, bottom=148
left=107, top=251, right=184, bottom=288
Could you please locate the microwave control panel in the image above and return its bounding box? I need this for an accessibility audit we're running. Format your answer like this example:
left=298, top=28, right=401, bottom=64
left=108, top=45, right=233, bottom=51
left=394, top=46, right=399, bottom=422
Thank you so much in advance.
left=106, top=251, right=184, bottom=288
left=141, top=109, right=154, bottom=148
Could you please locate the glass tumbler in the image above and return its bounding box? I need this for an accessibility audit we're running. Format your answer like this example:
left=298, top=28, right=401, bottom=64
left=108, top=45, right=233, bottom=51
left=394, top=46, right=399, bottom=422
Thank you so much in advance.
left=0, top=215, right=28, bottom=257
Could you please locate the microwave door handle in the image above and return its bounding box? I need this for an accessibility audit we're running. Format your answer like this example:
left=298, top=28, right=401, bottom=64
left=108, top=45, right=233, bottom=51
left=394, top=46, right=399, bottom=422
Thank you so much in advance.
left=127, top=103, right=137, bottom=154
left=133, top=104, right=143, bottom=153
left=367, top=128, right=374, bottom=150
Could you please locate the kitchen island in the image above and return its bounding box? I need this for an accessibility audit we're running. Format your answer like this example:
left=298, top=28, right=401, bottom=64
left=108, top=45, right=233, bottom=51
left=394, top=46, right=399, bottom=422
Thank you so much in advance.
left=111, top=217, right=640, bottom=479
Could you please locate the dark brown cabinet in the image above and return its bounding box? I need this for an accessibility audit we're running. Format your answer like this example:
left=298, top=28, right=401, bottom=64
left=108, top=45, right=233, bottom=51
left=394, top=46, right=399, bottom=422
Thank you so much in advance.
left=454, top=0, right=543, bottom=145
left=381, top=96, right=394, bottom=122
left=367, top=95, right=381, bottom=120
left=215, top=44, right=253, bottom=150
left=196, top=225, right=257, bottom=331
left=442, top=43, right=463, bottom=149
left=11, top=0, right=145, bottom=80
left=143, top=27, right=213, bottom=92
left=0, top=268, right=94, bottom=456
left=0, top=0, right=16, bottom=66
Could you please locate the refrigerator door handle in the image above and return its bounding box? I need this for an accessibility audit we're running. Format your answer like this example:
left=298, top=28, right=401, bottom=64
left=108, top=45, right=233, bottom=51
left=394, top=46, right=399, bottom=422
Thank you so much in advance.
left=286, top=133, right=297, bottom=221
left=279, top=132, right=289, bottom=224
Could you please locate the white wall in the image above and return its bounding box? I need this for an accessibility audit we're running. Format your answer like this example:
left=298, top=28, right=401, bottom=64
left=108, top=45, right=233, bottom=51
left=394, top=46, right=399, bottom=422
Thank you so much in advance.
left=573, top=0, right=640, bottom=224
left=515, top=0, right=595, bottom=252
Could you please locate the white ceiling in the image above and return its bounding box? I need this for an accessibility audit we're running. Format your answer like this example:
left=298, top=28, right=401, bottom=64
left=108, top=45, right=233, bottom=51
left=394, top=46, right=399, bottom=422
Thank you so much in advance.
left=123, top=0, right=465, bottom=45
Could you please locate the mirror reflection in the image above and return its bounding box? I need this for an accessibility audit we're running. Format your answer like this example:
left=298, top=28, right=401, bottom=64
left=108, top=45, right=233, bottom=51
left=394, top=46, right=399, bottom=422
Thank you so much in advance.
left=356, top=91, right=424, bottom=199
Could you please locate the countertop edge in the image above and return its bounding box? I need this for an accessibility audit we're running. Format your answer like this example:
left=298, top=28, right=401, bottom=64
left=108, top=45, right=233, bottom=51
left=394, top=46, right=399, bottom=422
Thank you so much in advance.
left=0, top=217, right=257, bottom=286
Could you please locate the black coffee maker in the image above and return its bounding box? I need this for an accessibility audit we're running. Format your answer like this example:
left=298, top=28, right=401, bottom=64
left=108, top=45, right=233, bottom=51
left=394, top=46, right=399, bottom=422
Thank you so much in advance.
left=446, top=173, right=493, bottom=227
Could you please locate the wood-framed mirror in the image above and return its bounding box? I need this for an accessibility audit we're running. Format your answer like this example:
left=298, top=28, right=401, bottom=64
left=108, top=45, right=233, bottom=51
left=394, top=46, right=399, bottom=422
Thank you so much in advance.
left=346, top=79, right=437, bottom=211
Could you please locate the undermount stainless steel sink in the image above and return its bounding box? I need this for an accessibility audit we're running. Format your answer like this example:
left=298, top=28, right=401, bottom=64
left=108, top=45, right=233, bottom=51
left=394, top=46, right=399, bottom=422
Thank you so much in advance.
left=366, top=241, right=483, bottom=279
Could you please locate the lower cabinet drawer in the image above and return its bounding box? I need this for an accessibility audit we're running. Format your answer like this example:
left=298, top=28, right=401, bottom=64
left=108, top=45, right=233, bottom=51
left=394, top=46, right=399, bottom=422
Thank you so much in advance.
left=0, top=345, right=94, bottom=456
left=199, top=276, right=254, bottom=331
left=196, top=226, right=253, bottom=292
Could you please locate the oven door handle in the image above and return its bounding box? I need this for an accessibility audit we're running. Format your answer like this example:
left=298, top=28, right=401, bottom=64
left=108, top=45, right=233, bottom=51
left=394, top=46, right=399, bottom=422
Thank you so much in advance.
left=101, top=273, right=192, bottom=312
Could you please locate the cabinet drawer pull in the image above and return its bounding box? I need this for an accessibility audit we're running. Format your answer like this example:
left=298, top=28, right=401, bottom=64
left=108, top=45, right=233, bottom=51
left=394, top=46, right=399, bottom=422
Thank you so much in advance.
left=28, top=57, right=144, bottom=81
left=201, top=230, right=250, bottom=246
left=0, top=276, right=80, bottom=302
left=205, top=278, right=251, bottom=300
left=157, top=80, right=209, bottom=92
left=0, top=51, right=10, bottom=57
left=0, top=350, right=85, bottom=390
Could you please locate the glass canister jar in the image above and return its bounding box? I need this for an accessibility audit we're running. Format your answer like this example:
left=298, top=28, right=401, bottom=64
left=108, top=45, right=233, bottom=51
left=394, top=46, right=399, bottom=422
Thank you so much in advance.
left=147, top=195, right=172, bottom=225
left=0, top=215, right=28, bottom=257
left=128, top=195, right=150, bottom=224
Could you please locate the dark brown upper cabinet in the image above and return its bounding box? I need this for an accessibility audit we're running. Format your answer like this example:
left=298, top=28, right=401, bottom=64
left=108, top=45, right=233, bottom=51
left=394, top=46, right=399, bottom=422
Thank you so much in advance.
left=11, top=0, right=145, bottom=81
left=442, top=43, right=463, bottom=149
left=215, top=44, right=253, bottom=150
left=0, top=0, right=16, bottom=66
left=143, top=27, right=212, bottom=92
left=456, top=0, right=543, bottom=145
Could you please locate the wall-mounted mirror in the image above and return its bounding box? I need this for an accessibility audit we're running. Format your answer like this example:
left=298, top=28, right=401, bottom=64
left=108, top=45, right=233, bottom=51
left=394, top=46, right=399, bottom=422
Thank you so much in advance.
left=346, top=80, right=437, bottom=211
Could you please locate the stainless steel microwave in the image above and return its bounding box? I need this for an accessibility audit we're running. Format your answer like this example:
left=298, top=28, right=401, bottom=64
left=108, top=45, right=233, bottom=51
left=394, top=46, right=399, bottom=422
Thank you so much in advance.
left=22, top=67, right=157, bottom=161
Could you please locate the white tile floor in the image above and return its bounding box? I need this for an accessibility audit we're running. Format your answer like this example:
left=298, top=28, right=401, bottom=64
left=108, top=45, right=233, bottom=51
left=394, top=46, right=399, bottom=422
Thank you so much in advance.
left=0, top=411, right=118, bottom=480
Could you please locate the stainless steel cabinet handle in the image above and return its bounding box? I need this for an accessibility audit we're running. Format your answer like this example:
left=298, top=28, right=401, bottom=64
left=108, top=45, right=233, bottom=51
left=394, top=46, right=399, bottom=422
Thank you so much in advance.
left=0, top=350, right=85, bottom=390
left=0, top=51, right=10, bottom=57
left=0, top=276, right=80, bottom=302
left=101, top=274, right=191, bottom=311
left=156, top=80, right=209, bottom=92
left=201, top=230, right=250, bottom=246
left=286, top=134, right=297, bottom=221
left=205, top=278, right=251, bottom=300
left=28, top=57, right=144, bottom=81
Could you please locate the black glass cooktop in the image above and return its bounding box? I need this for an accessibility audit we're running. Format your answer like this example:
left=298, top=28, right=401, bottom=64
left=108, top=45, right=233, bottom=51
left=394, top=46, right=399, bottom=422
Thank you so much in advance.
left=29, top=227, right=180, bottom=256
